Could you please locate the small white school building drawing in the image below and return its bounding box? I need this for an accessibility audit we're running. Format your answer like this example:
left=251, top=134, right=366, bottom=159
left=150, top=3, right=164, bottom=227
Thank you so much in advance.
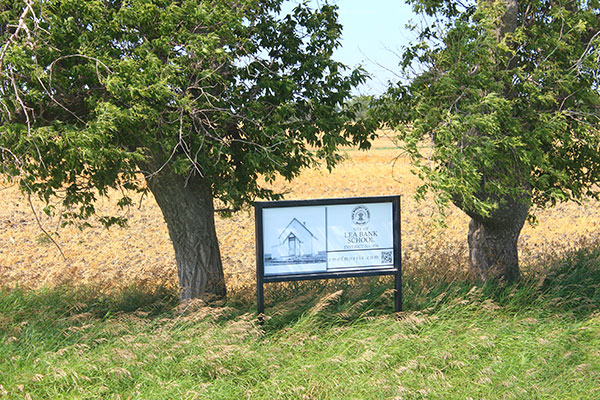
left=270, top=218, right=318, bottom=260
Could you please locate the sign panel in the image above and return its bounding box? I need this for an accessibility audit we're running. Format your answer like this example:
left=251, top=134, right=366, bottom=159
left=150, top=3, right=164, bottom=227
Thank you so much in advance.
left=255, top=195, right=402, bottom=316
left=326, top=202, right=394, bottom=270
left=261, top=202, right=394, bottom=276
left=262, top=205, right=327, bottom=276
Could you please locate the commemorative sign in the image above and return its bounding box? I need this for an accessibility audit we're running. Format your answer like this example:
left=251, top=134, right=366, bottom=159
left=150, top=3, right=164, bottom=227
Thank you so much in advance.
left=255, top=196, right=401, bottom=317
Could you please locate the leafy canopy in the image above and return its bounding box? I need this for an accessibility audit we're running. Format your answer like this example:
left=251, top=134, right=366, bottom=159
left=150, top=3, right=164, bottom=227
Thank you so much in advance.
left=374, top=0, right=600, bottom=218
left=0, top=0, right=375, bottom=226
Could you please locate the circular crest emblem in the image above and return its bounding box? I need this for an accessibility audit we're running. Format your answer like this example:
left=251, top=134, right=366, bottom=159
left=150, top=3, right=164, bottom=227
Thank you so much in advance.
left=351, top=206, right=370, bottom=225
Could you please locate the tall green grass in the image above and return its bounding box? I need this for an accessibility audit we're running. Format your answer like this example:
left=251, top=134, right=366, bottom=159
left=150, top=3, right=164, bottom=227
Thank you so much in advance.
left=1, top=246, right=599, bottom=399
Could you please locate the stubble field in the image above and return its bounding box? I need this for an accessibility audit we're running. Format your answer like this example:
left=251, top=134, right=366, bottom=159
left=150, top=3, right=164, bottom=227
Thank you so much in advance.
left=2, top=132, right=600, bottom=292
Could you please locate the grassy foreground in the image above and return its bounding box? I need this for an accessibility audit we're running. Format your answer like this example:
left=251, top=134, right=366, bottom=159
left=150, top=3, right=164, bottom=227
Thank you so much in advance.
left=1, top=247, right=600, bottom=399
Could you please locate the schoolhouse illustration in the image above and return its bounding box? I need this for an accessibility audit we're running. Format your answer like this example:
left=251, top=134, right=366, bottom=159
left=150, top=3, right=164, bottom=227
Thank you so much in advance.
left=270, top=218, right=318, bottom=260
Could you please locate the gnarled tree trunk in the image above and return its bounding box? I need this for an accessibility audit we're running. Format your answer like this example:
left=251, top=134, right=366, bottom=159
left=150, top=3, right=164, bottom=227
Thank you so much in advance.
left=466, top=197, right=529, bottom=282
left=140, top=158, right=225, bottom=300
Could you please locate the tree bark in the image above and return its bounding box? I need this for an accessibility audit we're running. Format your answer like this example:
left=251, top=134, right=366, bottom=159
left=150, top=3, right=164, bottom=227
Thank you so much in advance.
left=139, top=158, right=226, bottom=300
left=466, top=197, right=529, bottom=282
left=464, top=0, right=525, bottom=283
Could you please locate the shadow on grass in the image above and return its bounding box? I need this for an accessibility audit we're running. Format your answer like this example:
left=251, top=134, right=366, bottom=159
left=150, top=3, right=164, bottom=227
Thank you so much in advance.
left=0, top=283, right=178, bottom=334
left=1, top=244, right=599, bottom=338
left=251, top=243, right=600, bottom=331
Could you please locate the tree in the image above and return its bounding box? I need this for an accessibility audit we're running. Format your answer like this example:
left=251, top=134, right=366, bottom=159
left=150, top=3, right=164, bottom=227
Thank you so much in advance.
left=345, top=95, right=373, bottom=120
left=374, top=0, right=600, bottom=281
left=0, top=0, right=375, bottom=299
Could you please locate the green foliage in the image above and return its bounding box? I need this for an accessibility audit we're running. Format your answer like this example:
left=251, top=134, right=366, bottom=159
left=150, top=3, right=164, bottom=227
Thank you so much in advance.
left=0, top=0, right=374, bottom=226
left=345, top=94, right=374, bottom=122
left=374, top=0, right=600, bottom=218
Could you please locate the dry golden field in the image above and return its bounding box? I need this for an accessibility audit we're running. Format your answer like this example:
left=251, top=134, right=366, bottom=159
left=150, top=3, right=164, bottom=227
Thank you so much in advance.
left=2, top=132, right=600, bottom=291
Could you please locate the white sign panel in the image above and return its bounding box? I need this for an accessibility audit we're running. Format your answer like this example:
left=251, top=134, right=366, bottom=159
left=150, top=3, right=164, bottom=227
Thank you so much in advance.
left=262, top=202, right=394, bottom=276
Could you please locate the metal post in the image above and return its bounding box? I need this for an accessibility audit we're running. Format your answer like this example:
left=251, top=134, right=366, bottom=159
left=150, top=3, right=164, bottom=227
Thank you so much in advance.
left=257, top=280, right=264, bottom=324
left=255, top=203, right=265, bottom=324
left=394, top=196, right=402, bottom=312
left=395, top=269, right=402, bottom=312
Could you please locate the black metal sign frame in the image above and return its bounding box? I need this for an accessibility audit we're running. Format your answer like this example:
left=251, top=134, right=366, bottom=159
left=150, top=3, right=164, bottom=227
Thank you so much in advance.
left=255, top=195, right=402, bottom=317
